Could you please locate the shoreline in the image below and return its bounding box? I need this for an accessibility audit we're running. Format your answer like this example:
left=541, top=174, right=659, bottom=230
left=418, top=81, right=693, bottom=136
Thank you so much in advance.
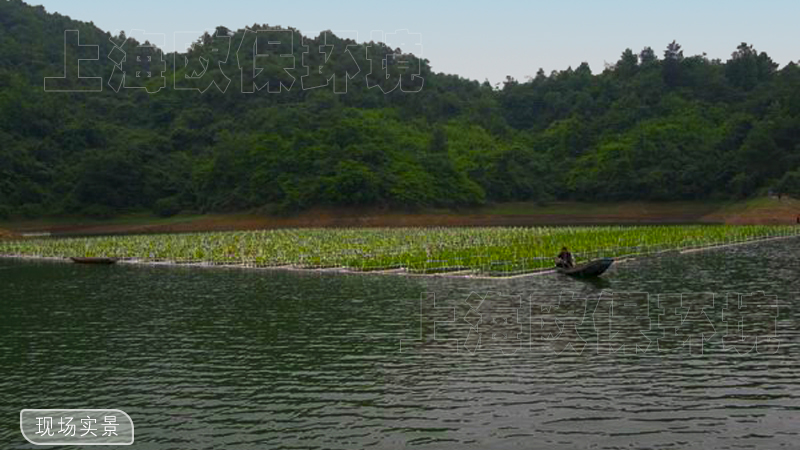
left=3, top=198, right=800, bottom=237
left=2, top=233, right=798, bottom=280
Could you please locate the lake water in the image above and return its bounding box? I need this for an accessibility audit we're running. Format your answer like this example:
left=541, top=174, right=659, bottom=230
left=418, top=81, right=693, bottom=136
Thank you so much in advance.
left=2, top=237, right=800, bottom=449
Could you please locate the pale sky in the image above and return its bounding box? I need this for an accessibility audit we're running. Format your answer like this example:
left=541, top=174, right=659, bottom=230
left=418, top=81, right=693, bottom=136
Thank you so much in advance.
left=29, top=0, right=800, bottom=84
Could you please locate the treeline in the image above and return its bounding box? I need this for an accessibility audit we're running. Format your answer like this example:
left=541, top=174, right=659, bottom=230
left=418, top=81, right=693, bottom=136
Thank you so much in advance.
left=1, top=0, right=800, bottom=219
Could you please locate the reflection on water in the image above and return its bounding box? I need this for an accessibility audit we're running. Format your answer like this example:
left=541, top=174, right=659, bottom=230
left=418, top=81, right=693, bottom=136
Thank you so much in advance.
left=1, top=237, right=800, bottom=449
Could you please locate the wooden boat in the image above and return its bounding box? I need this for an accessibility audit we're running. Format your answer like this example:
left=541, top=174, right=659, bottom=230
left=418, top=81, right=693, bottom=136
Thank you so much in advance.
left=557, top=258, right=614, bottom=278
left=70, top=257, right=118, bottom=265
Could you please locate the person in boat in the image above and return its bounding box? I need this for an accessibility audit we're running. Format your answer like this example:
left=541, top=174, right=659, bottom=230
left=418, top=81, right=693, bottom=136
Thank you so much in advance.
left=555, top=246, right=574, bottom=269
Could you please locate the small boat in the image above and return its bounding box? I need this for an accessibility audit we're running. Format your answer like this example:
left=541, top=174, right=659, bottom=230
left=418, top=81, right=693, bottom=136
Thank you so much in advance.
left=70, top=257, right=118, bottom=265
left=557, top=258, right=614, bottom=278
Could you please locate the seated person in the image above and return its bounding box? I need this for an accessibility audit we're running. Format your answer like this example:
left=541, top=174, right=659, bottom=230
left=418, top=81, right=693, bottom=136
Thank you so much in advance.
left=555, top=247, right=574, bottom=268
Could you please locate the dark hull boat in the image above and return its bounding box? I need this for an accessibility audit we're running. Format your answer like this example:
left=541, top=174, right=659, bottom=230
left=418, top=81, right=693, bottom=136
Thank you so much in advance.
left=557, top=258, right=614, bottom=278
left=70, top=257, right=118, bottom=265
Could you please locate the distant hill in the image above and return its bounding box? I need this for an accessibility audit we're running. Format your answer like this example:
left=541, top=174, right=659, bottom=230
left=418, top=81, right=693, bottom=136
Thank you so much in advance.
left=1, top=0, right=800, bottom=219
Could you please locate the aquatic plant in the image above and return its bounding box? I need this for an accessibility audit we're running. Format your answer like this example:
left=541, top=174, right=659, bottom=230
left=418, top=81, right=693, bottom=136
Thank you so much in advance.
left=1, top=225, right=797, bottom=277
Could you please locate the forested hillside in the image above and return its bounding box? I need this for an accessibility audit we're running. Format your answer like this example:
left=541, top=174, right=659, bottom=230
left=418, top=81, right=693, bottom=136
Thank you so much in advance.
left=2, top=0, right=800, bottom=219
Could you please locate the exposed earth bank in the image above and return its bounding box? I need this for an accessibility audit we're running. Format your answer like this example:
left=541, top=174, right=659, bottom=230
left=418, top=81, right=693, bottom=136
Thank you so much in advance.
left=3, top=197, right=800, bottom=237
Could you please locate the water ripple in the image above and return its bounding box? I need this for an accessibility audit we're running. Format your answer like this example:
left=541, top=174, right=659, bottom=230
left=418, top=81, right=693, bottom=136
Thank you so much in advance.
left=1, top=238, right=800, bottom=449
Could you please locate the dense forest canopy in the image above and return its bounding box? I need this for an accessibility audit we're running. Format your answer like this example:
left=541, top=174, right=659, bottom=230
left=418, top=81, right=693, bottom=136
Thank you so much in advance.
left=2, top=0, right=800, bottom=219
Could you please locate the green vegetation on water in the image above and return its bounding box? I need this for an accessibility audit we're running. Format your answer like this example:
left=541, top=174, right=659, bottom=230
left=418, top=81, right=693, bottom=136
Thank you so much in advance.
left=1, top=225, right=798, bottom=277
